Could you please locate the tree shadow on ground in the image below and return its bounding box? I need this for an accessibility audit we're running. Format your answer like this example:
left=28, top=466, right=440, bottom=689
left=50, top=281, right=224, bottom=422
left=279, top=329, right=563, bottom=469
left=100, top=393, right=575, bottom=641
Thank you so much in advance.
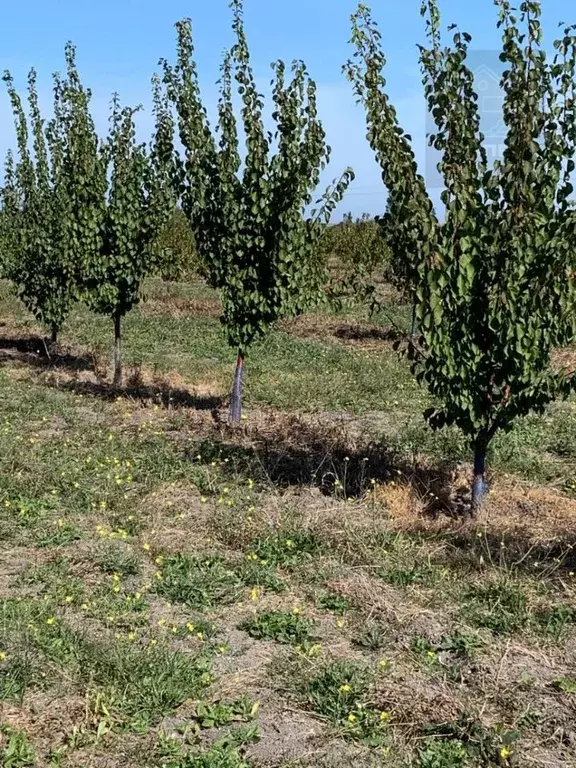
left=186, top=416, right=576, bottom=570
left=333, top=324, right=403, bottom=343
left=0, top=333, right=94, bottom=373
left=0, top=330, right=225, bottom=411
left=192, top=412, right=458, bottom=514
left=56, top=378, right=224, bottom=411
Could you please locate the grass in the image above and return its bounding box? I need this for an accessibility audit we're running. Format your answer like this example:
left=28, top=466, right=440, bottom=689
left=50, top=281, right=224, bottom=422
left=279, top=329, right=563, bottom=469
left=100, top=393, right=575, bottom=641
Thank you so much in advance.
left=155, top=554, right=244, bottom=610
left=238, top=610, right=314, bottom=646
left=0, top=278, right=575, bottom=766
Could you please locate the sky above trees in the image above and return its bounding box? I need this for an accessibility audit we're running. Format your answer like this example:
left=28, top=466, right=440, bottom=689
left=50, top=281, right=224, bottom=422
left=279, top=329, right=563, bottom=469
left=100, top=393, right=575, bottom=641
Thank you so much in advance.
left=0, top=0, right=574, bottom=217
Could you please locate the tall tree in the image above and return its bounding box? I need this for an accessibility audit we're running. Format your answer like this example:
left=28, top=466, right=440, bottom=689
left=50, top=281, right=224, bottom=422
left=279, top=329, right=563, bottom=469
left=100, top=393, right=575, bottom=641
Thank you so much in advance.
left=86, top=81, right=175, bottom=386
left=3, top=45, right=105, bottom=345
left=0, top=151, right=19, bottom=279
left=162, top=0, right=354, bottom=422
left=348, top=0, right=576, bottom=514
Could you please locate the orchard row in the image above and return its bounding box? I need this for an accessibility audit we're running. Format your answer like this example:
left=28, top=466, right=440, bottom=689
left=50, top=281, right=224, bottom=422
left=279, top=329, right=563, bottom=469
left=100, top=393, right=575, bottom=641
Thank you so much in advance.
left=1, top=0, right=576, bottom=513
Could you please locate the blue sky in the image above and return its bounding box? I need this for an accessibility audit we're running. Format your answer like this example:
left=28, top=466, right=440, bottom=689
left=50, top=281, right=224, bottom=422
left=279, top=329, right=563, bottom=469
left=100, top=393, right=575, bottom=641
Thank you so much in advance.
left=0, top=0, right=574, bottom=217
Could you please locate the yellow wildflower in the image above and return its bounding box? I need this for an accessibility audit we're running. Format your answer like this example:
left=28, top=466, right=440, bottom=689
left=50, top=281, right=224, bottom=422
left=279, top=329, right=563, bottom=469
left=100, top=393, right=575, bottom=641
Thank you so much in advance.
left=339, top=684, right=351, bottom=693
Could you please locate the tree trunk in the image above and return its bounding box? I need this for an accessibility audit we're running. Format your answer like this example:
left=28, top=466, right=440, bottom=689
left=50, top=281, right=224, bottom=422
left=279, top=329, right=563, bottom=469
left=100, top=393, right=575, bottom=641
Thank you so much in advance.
left=471, top=444, right=489, bottom=516
left=113, top=314, right=122, bottom=387
left=229, top=352, right=245, bottom=424
left=410, top=303, right=417, bottom=340
left=50, top=325, right=58, bottom=347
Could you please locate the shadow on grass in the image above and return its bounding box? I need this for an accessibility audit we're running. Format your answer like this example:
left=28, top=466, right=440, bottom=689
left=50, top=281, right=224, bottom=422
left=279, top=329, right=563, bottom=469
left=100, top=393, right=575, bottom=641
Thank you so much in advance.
left=333, top=324, right=403, bottom=344
left=56, top=378, right=224, bottom=411
left=0, top=333, right=94, bottom=372
left=191, top=413, right=457, bottom=513
left=185, top=418, right=576, bottom=568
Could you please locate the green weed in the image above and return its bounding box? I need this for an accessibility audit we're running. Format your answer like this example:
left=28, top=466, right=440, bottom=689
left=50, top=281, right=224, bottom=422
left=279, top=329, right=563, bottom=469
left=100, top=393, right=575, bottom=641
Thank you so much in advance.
left=416, top=739, right=468, bottom=768
left=239, top=610, right=314, bottom=646
left=27, top=613, right=212, bottom=726
left=536, top=604, right=576, bottom=641
left=303, top=660, right=371, bottom=722
left=155, top=555, right=243, bottom=610
left=0, top=655, right=35, bottom=703
left=460, top=580, right=530, bottom=635
left=235, top=560, right=286, bottom=594
left=95, top=543, right=141, bottom=577
left=1, top=727, right=36, bottom=768
left=553, top=676, right=576, bottom=694
left=191, top=695, right=260, bottom=730
left=252, top=531, right=323, bottom=567
left=318, top=591, right=353, bottom=614
left=419, top=718, right=519, bottom=767
left=352, top=621, right=387, bottom=652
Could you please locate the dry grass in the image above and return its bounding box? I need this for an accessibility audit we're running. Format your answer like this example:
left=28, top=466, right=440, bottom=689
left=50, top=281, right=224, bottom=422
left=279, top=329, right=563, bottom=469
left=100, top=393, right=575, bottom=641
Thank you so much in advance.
left=140, top=296, right=221, bottom=319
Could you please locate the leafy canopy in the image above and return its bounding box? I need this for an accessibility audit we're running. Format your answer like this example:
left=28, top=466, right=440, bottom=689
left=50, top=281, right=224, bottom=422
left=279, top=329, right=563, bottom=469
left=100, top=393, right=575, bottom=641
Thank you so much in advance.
left=86, top=81, right=176, bottom=321
left=161, top=0, right=354, bottom=354
left=347, top=0, right=576, bottom=452
left=3, top=45, right=105, bottom=336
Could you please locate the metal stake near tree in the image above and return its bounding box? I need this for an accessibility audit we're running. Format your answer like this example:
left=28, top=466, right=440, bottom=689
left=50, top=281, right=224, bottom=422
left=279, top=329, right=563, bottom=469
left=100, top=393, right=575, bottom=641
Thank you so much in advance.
left=347, top=0, right=576, bottom=514
left=161, top=0, right=354, bottom=423
left=3, top=45, right=105, bottom=347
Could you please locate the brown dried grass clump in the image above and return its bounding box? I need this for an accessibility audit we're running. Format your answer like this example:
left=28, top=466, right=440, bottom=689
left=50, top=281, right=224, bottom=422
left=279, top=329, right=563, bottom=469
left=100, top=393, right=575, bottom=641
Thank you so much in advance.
left=0, top=693, right=86, bottom=753
left=141, top=297, right=221, bottom=319
left=551, top=345, right=576, bottom=375
left=372, top=481, right=424, bottom=523
left=480, top=478, right=576, bottom=545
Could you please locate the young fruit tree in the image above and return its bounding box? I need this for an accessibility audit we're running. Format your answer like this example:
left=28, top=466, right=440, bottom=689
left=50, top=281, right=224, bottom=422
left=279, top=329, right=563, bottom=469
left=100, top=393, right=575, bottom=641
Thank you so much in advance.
left=86, top=81, right=176, bottom=386
left=347, top=0, right=576, bottom=514
left=154, top=206, right=198, bottom=282
left=3, top=46, right=105, bottom=345
left=161, top=0, right=354, bottom=422
left=0, top=151, right=18, bottom=279
left=321, top=212, right=392, bottom=314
